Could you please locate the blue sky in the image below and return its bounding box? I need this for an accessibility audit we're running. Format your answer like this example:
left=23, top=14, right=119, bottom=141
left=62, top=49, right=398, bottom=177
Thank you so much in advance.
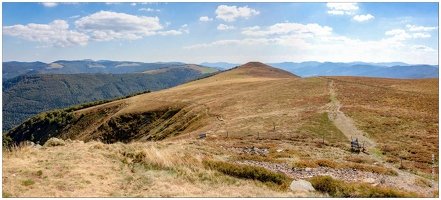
left=2, top=2, right=439, bottom=64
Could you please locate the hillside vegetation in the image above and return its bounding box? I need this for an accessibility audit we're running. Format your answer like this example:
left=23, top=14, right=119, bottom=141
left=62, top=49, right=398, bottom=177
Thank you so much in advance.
left=3, top=62, right=438, bottom=197
left=3, top=68, right=217, bottom=132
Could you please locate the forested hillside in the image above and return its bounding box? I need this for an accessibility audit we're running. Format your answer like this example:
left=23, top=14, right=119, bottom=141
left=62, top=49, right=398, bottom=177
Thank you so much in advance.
left=3, top=68, right=216, bottom=132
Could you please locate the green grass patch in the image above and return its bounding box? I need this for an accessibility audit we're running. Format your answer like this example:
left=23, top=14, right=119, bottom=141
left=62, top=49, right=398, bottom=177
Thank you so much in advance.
left=309, top=175, right=419, bottom=198
left=202, top=159, right=292, bottom=191
left=21, top=179, right=36, bottom=186
left=2, top=190, right=13, bottom=198
left=299, top=112, right=346, bottom=143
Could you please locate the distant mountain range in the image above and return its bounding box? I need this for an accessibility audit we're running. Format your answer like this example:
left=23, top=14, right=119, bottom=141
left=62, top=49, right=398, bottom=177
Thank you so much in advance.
left=201, top=61, right=438, bottom=79
left=2, top=60, right=186, bottom=80
left=4, top=60, right=438, bottom=80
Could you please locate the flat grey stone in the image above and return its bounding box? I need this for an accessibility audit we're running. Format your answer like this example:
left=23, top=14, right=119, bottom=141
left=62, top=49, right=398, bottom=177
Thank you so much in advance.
left=289, top=180, right=316, bottom=192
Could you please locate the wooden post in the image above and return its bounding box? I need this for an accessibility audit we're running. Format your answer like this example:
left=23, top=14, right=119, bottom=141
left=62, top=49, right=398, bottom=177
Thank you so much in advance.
left=226, top=131, right=228, bottom=138
left=273, top=122, right=276, bottom=131
left=257, top=132, right=260, bottom=140
left=432, top=154, right=435, bottom=187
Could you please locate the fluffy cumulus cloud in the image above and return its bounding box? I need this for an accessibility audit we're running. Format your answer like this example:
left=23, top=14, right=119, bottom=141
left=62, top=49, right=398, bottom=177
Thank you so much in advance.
left=217, top=24, right=236, bottom=30
left=215, top=5, right=259, bottom=22
left=241, top=23, right=332, bottom=37
left=353, top=14, right=374, bottom=21
left=326, top=3, right=359, bottom=15
left=199, top=16, right=213, bottom=21
left=2, top=10, right=185, bottom=48
left=75, top=11, right=164, bottom=41
left=3, top=20, right=89, bottom=48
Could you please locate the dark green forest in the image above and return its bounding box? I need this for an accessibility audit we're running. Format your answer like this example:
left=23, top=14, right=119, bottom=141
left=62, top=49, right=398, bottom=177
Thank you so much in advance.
left=3, top=68, right=216, bottom=132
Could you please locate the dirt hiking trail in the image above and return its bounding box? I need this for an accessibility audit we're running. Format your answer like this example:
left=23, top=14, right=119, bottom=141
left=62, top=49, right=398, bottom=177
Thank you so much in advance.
left=327, top=79, right=376, bottom=148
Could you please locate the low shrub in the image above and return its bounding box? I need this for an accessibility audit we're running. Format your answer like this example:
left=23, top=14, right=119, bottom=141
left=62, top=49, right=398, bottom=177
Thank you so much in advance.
left=315, top=159, right=339, bottom=169
left=43, top=138, right=65, bottom=147
left=346, top=163, right=398, bottom=176
left=292, top=160, right=318, bottom=169
left=21, top=179, right=35, bottom=186
left=309, top=175, right=419, bottom=198
left=202, top=159, right=292, bottom=190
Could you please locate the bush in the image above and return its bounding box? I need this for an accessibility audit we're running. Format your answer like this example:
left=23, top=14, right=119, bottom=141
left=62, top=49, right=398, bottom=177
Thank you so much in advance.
left=202, top=159, right=292, bottom=190
left=43, top=137, right=65, bottom=147
left=21, top=179, right=35, bottom=186
left=309, top=175, right=418, bottom=198
left=292, top=160, right=318, bottom=169
left=315, top=159, right=339, bottom=168
left=346, top=163, right=398, bottom=176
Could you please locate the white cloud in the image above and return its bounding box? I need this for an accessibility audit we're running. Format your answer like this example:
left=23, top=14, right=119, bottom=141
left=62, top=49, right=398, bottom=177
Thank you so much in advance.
left=69, top=15, right=80, bottom=19
left=139, top=8, right=161, bottom=12
left=406, top=24, right=438, bottom=32
left=165, top=21, right=171, bottom=27
left=183, top=38, right=275, bottom=49
left=158, top=30, right=182, bottom=36
left=217, top=24, right=236, bottom=30
left=199, top=16, right=213, bottom=21
left=242, top=22, right=332, bottom=37
left=3, top=20, right=90, bottom=48
left=131, top=3, right=136, bottom=6
left=2, top=10, right=182, bottom=47
left=326, top=3, right=358, bottom=15
left=413, top=33, right=431, bottom=38
left=75, top=11, right=163, bottom=40
left=385, top=29, right=406, bottom=35
left=182, top=24, right=187, bottom=28
left=215, top=5, right=259, bottom=22
left=42, top=2, right=57, bottom=7
left=327, top=10, right=345, bottom=15
left=411, top=45, right=436, bottom=52
left=353, top=14, right=374, bottom=22
left=242, top=26, right=260, bottom=31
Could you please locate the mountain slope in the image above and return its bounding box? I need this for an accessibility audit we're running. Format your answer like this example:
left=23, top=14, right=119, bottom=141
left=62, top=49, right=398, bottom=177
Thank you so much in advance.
left=3, top=67, right=214, bottom=132
left=3, top=62, right=438, bottom=197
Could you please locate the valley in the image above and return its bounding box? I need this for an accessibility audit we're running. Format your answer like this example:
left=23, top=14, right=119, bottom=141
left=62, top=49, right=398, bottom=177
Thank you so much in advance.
left=2, top=62, right=438, bottom=197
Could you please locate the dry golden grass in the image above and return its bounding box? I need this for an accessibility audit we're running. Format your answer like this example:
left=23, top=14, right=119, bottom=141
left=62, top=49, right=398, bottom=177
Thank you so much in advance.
left=2, top=139, right=319, bottom=197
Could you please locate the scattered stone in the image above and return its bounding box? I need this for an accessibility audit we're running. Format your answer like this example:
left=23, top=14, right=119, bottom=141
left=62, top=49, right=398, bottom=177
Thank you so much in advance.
left=305, top=168, right=312, bottom=172
left=276, top=149, right=284, bottom=153
left=289, top=180, right=315, bottom=192
left=363, top=178, right=376, bottom=184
